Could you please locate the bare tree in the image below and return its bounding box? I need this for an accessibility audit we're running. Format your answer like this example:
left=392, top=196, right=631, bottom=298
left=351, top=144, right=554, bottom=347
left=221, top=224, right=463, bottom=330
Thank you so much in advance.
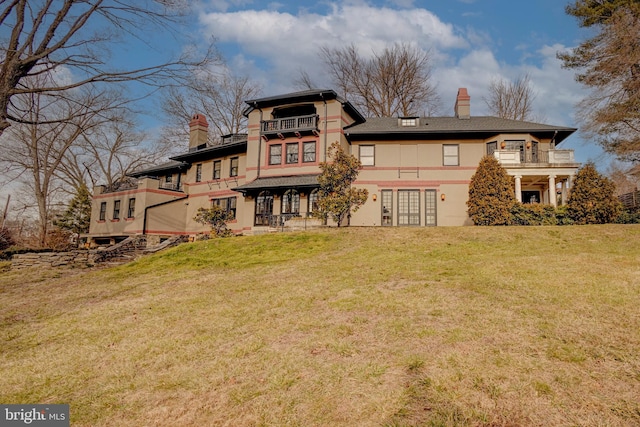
left=559, top=1, right=640, bottom=162
left=0, top=77, right=125, bottom=246
left=160, top=66, right=262, bottom=144
left=58, top=110, right=174, bottom=191
left=0, top=0, right=213, bottom=137
left=319, top=43, right=441, bottom=117
left=293, top=69, right=317, bottom=91
left=484, top=74, right=538, bottom=121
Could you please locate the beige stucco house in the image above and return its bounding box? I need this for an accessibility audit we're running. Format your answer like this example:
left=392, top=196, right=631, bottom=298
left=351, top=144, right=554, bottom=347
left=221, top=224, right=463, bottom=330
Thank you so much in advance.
left=87, top=88, right=578, bottom=246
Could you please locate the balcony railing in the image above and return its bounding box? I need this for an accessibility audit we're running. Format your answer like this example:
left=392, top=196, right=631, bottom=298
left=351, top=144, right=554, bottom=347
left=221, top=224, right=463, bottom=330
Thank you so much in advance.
left=159, top=182, right=183, bottom=192
left=261, top=114, right=319, bottom=135
left=494, top=149, right=575, bottom=166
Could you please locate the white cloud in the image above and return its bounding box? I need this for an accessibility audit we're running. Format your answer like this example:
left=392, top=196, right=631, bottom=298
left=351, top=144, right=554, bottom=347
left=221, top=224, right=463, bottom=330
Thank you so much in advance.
left=199, top=3, right=468, bottom=92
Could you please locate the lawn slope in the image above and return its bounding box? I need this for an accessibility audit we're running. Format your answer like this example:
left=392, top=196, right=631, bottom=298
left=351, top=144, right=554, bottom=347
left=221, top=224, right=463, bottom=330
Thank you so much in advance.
left=1, top=226, right=639, bottom=426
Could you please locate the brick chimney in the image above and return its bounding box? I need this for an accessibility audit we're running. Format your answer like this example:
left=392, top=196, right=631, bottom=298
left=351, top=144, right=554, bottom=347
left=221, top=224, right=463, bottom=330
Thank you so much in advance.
left=189, top=113, right=209, bottom=150
left=454, top=88, right=470, bottom=119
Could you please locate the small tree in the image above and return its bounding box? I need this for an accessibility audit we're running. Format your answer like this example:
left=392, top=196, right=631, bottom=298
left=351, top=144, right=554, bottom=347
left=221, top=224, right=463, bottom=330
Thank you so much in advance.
left=568, top=162, right=622, bottom=224
left=194, top=206, right=234, bottom=237
left=467, top=155, right=516, bottom=225
left=54, top=184, right=92, bottom=237
left=315, top=141, right=368, bottom=226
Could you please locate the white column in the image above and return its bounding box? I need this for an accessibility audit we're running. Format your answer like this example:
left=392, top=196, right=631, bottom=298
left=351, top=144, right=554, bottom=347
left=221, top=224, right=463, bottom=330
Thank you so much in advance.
left=548, top=175, right=557, bottom=207
left=514, top=175, right=522, bottom=202
left=561, top=180, right=568, bottom=205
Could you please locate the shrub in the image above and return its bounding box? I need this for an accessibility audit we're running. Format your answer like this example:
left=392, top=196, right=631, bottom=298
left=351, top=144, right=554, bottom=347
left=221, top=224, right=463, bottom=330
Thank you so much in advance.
left=568, top=162, right=623, bottom=224
left=194, top=206, right=234, bottom=237
left=467, top=155, right=516, bottom=225
left=511, top=203, right=558, bottom=225
left=0, top=227, right=14, bottom=251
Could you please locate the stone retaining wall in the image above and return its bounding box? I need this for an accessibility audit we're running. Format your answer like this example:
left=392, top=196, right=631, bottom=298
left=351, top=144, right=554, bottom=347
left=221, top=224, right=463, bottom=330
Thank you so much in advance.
left=11, top=251, right=98, bottom=270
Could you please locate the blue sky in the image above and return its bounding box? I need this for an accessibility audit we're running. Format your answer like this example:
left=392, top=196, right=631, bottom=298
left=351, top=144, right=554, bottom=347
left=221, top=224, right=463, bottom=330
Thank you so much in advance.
left=0, top=0, right=613, bottom=208
left=187, top=0, right=604, bottom=164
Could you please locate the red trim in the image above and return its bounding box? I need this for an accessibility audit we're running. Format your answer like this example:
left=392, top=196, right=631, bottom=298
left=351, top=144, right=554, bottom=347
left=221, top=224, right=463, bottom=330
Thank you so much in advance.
left=110, top=219, right=120, bottom=222
left=94, top=188, right=184, bottom=199
left=96, top=220, right=106, bottom=223
left=355, top=179, right=471, bottom=187
left=125, top=217, right=135, bottom=221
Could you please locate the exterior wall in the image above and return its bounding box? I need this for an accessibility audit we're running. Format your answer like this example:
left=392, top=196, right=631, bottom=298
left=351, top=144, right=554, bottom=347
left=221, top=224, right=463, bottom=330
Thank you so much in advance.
left=89, top=178, right=187, bottom=241
left=350, top=137, right=484, bottom=226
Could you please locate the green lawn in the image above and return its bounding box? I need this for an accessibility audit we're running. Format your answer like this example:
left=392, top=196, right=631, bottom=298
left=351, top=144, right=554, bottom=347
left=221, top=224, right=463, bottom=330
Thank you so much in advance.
left=1, top=226, right=639, bottom=426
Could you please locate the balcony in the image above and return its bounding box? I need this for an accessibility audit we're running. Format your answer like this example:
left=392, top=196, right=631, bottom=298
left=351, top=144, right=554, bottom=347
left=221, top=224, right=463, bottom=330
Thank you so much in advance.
left=158, top=182, right=184, bottom=192
left=494, top=149, right=576, bottom=166
left=261, top=114, right=319, bottom=138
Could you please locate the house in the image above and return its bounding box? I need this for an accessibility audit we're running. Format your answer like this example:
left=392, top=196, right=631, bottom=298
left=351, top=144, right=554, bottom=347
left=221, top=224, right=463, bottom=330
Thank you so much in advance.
left=86, top=88, right=578, bottom=246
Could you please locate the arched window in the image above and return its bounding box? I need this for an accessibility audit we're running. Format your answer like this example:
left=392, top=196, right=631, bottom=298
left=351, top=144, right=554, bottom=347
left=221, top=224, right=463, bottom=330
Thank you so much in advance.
left=255, top=191, right=273, bottom=225
left=281, top=189, right=300, bottom=214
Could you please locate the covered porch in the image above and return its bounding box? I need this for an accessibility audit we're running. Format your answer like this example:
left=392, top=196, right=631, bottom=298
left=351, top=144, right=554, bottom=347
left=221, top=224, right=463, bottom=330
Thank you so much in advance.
left=505, top=168, right=577, bottom=207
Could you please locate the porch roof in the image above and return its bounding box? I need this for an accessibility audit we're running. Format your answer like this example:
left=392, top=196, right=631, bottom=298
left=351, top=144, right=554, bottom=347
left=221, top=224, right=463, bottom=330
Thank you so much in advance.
left=233, top=174, right=320, bottom=194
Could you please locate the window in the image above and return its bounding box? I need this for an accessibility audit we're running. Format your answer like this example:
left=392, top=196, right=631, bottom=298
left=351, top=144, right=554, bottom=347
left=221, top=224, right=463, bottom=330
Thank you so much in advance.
left=165, top=174, right=172, bottom=183
left=286, top=143, right=299, bottom=164
left=381, top=190, right=393, bottom=226
left=99, top=202, right=107, bottom=221
left=360, top=145, right=375, bottom=166
left=401, top=118, right=417, bottom=126
left=113, top=200, right=121, bottom=220
left=127, top=198, right=136, bottom=218
left=269, top=145, right=282, bottom=165
left=213, top=160, right=221, bottom=179
left=486, top=141, right=497, bottom=156
left=425, top=190, right=437, bottom=226
left=230, top=157, right=239, bottom=177
left=303, top=141, right=316, bottom=163
left=213, top=196, right=237, bottom=219
left=505, top=140, right=525, bottom=162
left=281, top=189, right=300, bottom=214
left=255, top=191, right=273, bottom=225
left=308, top=189, right=319, bottom=213
left=398, top=190, right=420, bottom=226
left=443, top=144, right=459, bottom=166
left=195, top=164, right=202, bottom=182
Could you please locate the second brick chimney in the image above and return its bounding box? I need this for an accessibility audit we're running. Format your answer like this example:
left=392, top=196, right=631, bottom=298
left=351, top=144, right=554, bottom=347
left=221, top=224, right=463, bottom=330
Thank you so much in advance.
left=189, top=113, right=209, bottom=150
left=454, top=88, right=471, bottom=119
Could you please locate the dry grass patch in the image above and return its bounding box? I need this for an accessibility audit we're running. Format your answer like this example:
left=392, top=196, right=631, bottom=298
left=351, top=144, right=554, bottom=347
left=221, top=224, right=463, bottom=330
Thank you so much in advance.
left=1, top=226, right=639, bottom=426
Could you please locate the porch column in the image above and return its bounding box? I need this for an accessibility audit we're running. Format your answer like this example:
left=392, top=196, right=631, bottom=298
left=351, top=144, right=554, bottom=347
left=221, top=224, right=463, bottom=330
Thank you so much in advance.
left=561, top=180, right=568, bottom=205
left=548, top=175, right=557, bottom=207
left=514, top=175, right=522, bottom=202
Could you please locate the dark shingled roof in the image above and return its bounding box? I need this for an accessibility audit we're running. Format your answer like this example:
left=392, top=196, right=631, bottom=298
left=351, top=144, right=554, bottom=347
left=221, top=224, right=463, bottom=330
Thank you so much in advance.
left=345, top=116, right=576, bottom=145
left=127, top=161, right=188, bottom=178
left=243, top=89, right=366, bottom=125
left=233, top=174, right=320, bottom=193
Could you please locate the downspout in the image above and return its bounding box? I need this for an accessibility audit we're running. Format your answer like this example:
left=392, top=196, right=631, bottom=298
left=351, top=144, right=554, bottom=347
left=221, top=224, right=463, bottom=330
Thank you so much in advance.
left=320, top=92, right=328, bottom=161
left=255, top=102, right=263, bottom=178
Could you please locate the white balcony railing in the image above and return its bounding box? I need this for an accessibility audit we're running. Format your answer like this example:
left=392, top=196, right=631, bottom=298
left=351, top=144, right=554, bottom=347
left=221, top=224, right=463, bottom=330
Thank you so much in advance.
left=494, top=149, right=575, bottom=165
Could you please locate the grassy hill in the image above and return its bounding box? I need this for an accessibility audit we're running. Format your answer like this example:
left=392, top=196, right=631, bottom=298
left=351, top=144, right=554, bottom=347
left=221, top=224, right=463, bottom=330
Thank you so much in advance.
left=1, top=226, right=639, bottom=426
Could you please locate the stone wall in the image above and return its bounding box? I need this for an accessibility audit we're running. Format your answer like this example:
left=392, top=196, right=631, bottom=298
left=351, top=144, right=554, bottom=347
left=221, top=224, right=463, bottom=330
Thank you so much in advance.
left=11, top=251, right=98, bottom=270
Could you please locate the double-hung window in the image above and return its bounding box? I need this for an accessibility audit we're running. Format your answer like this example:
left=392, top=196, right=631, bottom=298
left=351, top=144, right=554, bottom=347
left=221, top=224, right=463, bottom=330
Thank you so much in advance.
left=99, top=202, right=107, bottom=221
left=113, top=200, right=121, bottom=220
left=230, top=157, right=239, bottom=177
left=303, top=142, right=316, bottom=163
left=127, top=198, right=136, bottom=218
left=269, top=145, right=282, bottom=165
left=213, top=160, right=221, bottom=179
left=213, top=197, right=237, bottom=219
left=360, top=145, right=375, bottom=166
left=195, top=164, right=202, bottom=182
left=286, top=143, right=299, bottom=164
left=443, top=144, right=459, bottom=166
